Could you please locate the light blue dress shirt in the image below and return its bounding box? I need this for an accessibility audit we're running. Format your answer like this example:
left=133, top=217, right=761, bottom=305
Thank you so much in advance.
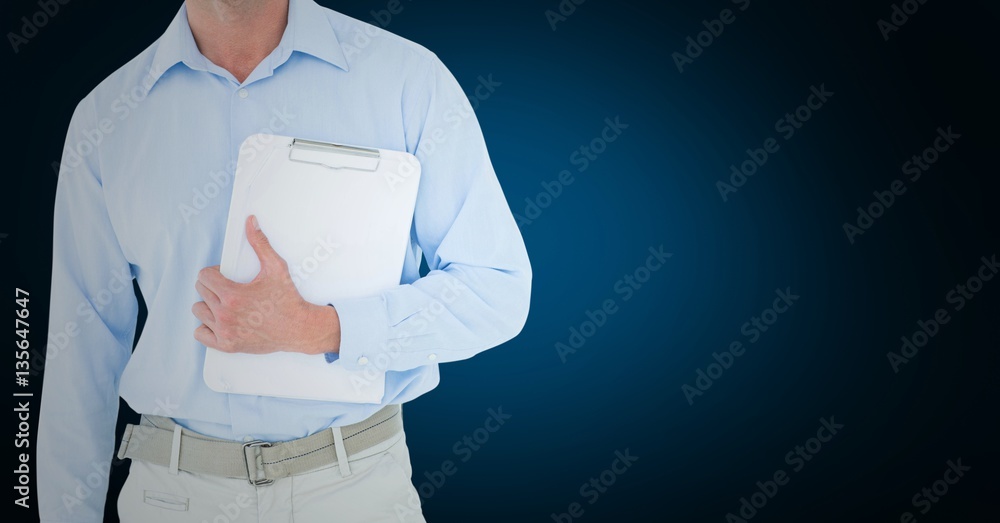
left=37, top=1, right=531, bottom=521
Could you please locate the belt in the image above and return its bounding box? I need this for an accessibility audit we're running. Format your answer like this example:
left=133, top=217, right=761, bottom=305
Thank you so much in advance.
left=116, top=404, right=402, bottom=485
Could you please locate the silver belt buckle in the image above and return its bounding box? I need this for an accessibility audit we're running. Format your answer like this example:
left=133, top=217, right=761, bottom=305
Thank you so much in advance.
left=242, top=440, right=274, bottom=486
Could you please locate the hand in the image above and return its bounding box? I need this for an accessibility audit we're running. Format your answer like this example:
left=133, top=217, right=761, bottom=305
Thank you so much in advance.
left=192, top=215, right=340, bottom=355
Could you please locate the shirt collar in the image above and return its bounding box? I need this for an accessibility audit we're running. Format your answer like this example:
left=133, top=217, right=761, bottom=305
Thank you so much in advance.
left=285, top=0, right=349, bottom=71
left=148, top=0, right=348, bottom=87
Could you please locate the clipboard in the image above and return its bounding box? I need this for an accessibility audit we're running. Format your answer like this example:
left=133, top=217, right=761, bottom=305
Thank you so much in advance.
left=203, top=133, right=421, bottom=403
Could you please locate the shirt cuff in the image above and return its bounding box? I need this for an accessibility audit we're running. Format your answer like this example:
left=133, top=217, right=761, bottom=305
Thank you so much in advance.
left=327, top=294, right=389, bottom=370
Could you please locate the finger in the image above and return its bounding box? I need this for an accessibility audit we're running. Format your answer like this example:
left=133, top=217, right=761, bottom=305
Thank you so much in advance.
left=195, top=280, right=220, bottom=306
left=197, top=265, right=235, bottom=293
left=194, top=323, right=219, bottom=349
left=191, top=301, right=216, bottom=326
left=245, top=215, right=286, bottom=274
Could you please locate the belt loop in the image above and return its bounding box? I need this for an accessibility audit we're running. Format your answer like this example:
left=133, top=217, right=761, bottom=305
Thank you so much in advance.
left=168, top=425, right=183, bottom=475
left=116, top=424, right=134, bottom=461
left=331, top=427, right=351, bottom=478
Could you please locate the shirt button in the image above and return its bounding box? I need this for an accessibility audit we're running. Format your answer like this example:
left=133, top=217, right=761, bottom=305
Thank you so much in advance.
left=357, top=356, right=369, bottom=365
left=428, top=353, right=437, bottom=361
left=238, top=88, right=249, bottom=99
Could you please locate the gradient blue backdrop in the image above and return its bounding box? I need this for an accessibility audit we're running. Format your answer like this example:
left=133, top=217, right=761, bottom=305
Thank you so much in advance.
left=4, top=0, right=998, bottom=521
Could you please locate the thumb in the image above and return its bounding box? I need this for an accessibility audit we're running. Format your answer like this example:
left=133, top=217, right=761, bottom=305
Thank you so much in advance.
left=245, top=215, right=285, bottom=273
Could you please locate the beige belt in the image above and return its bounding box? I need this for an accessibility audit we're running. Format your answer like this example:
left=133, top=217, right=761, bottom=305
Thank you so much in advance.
left=116, top=404, right=402, bottom=485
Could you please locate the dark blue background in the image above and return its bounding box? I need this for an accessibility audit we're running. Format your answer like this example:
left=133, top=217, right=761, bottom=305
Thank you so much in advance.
left=4, top=0, right=998, bottom=521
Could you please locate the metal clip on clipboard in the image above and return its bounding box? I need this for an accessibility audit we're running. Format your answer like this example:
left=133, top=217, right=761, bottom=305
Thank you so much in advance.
left=288, top=138, right=381, bottom=172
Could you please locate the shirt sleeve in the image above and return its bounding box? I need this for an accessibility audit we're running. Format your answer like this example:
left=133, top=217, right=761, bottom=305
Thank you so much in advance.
left=328, top=53, right=531, bottom=372
left=37, top=96, right=138, bottom=523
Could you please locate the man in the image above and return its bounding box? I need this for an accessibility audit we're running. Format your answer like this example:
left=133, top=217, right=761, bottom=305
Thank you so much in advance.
left=37, top=0, right=531, bottom=521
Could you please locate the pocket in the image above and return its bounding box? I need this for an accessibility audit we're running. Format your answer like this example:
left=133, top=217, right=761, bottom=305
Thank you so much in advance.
left=372, top=449, right=426, bottom=523
left=382, top=434, right=415, bottom=480
left=142, top=490, right=189, bottom=511
left=290, top=437, right=425, bottom=523
left=116, top=461, right=192, bottom=522
left=379, top=435, right=427, bottom=518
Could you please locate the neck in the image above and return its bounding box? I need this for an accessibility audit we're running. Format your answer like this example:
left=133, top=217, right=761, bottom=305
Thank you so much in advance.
left=186, top=0, right=289, bottom=84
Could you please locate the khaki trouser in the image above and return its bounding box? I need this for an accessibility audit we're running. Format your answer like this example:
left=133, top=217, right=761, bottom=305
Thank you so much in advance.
left=117, top=427, right=426, bottom=522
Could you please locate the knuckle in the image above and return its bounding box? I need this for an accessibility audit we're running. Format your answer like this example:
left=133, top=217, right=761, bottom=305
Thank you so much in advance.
left=215, top=309, right=233, bottom=326
left=218, top=293, right=236, bottom=309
